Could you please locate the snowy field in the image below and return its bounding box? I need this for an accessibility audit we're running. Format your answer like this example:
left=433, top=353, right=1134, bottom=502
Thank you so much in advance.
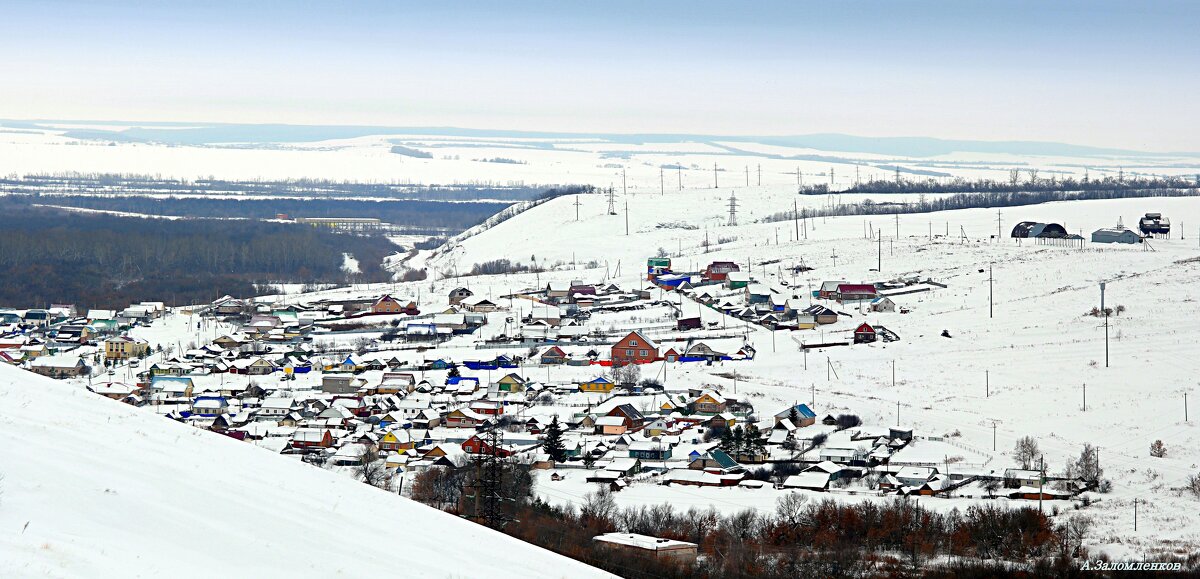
left=0, top=363, right=612, bottom=579
left=3, top=124, right=1199, bottom=189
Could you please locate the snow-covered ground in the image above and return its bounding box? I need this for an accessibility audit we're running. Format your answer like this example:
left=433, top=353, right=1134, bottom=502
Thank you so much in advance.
left=2, top=125, right=1198, bottom=188
left=0, top=363, right=611, bottom=579
left=414, top=191, right=1200, bottom=560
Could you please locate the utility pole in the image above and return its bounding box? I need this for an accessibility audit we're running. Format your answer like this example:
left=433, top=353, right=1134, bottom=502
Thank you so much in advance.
left=573, top=196, right=581, bottom=221
left=986, top=370, right=989, bottom=398
left=891, top=360, right=895, bottom=388
left=660, top=167, right=664, bottom=196
left=895, top=214, right=899, bottom=239
left=677, top=163, right=682, bottom=190
left=1083, top=382, right=1087, bottom=411
left=896, top=400, right=900, bottom=426
left=1186, top=392, right=1189, bottom=422
left=744, top=165, right=749, bottom=187
left=713, top=162, right=718, bottom=188
left=624, top=198, right=630, bottom=236
left=997, top=208, right=1002, bottom=242
left=622, top=167, right=627, bottom=196
left=988, top=265, right=994, bottom=318
left=992, top=422, right=997, bottom=451
left=1134, top=498, right=1138, bottom=531
left=1101, top=281, right=1109, bottom=367
left=793, top=199, right=800, bottom=241
left=757, top=163, right=761, bottom=186
left=1038, top=455, right=1045, bottom=513
left=877, top=229, right=882, bottom=272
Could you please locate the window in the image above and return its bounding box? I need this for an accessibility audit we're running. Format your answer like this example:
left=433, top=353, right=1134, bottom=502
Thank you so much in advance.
left=639, top=350, right=647, bottom=357
left=630, top=340, right=638, bottom=346
left=626, top=349, right=634, bottom=356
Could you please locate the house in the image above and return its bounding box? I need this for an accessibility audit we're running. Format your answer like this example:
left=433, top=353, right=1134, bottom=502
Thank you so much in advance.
left=376, top=372, right=416, bottom=395
left=291, top=428, right=334, bottom=449
left=687, top=449, right=741, bottom=473
left=869, top=297, right=897, bottom=313
left=773, top=403, right=817, bottom=427
left=646, top=257, right=672, bottom=277
left=628, top=440, right=672, bottom=460
left=493, top=373, right=527, bottom=393
left=818, top=447, right=859, bottom=465
left=818, top=281, right=848, bottom=300
left=448, top=287, right=474, bottom=305
left=853, top=323, right=877, bottom=344
left=661, top=348, right=679, bottom=363
left=461, top=296, right=499, bottom=312
left=462, top=434, right=515, bottom=457
left=595, top=415, right=629, bottom=435
left=691, top=391, right=727, bottom=415
left=725, top=271, right=750, bottom=289
left=835, top=284, right=878, bottom=303
left=104, top=336, right=149, bottom=360
left=683, top=342, right=724, bottom=361
left=802, top=304, right=839, bottom=325
left=593, top=533, right=698, bottom=565
left=704, top=261, right=741, bottom=282
left=607, top=404, right=646, bottom=429
left=191, top=396, right=230, bottom=417
left=371, top=294, right=407, bottom=315
left=322, top=375, right=360, bottom=395
left=539, top=346, right=567, bottom=365
left=782, top=472, right=831, bottom=491
left=546, top=281, right=571, bottom=300
left=528, top=305, right=563, bottom=326
left=676, top=317, right=701, bottom=332
left=149, top=376, right=194, bottom=400
left=611, top=330, right=659, bottom=366
left=444, top=407, right=489, bottom=428
left=745, top=284, right=771, bottom=305
left=580, top=376, right=615, bottom=393
left=30, top=356, right=89, bottom=378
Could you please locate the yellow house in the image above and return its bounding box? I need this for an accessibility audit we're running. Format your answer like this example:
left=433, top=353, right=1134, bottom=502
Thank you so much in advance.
left=380, top=431, right=416, bottom=452
left=580, top=377, right=615, bottom=393
left=495, top=373, right=527, bottom=393
left=104, top=336, right=149, bottom=360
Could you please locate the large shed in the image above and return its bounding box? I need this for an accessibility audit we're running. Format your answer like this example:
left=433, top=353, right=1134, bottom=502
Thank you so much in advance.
left=1091, top=226, right=1141, bottom=244
left=1011, top=222, right=1069, bottom=238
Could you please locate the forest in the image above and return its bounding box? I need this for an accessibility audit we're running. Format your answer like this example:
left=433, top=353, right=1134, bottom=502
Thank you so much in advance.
left=763, top=174, right=1200, bottom=223
left=0, top=202, right=396, bottom=309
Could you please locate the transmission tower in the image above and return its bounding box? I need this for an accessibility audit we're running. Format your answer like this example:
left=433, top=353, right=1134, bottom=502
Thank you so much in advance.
left=465, top=429, right=514, bottom=530
left=606, top=185, right=617, bottom=215
left=727, top=190, right=738, bottom=226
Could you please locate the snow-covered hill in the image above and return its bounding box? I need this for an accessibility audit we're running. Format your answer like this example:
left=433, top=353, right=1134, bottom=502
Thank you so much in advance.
left=419, top=189, right=1200, bottom=559
left=0, top=364, right=611, bottom=579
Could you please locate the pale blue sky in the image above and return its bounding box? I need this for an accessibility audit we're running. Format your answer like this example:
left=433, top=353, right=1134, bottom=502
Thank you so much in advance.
left=2, top=0, right=1196, bottom=150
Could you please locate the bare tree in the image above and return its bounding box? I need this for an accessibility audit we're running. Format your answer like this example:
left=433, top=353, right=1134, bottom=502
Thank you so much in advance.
left=580, top=487, right=618, bottom=524
left=610, top=363, right=641, bottom=386
left=354, top=445, right=394, bottom=490
left=1013, top=436, right=1040, bottom=470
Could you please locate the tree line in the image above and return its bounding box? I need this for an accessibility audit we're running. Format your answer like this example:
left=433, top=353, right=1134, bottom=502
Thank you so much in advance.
left=0, top=202, right=394, bottom=309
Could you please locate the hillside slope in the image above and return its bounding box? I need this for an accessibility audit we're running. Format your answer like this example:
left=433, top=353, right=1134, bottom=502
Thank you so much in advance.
left=0, top=364, right=611, bottom=579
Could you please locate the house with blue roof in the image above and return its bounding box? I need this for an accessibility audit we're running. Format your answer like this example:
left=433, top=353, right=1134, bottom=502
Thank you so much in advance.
left=773, top=403, right=817, bottom=427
